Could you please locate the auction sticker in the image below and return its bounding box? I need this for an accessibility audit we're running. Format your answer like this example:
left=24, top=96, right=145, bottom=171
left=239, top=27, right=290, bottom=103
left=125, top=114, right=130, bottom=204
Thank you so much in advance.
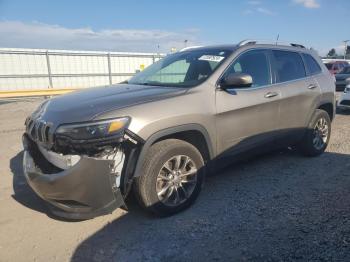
left=198, top=55, right=225, bottom=62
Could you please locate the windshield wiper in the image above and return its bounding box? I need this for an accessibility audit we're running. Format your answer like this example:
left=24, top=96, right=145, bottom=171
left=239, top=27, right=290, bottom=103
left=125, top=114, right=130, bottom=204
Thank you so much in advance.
left=136, top=81, right=168, bottom=87
left=131, top=81, right=190, bottom=88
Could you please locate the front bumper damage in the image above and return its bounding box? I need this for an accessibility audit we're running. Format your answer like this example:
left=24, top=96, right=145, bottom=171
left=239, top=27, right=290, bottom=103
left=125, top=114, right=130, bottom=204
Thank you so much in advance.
left=22, top=133, right=141, bottom=220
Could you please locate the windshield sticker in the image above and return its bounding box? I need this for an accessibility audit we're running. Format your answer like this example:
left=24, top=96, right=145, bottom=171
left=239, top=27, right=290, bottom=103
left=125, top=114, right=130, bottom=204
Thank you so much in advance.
left=198, top=55, right=225, bottom=63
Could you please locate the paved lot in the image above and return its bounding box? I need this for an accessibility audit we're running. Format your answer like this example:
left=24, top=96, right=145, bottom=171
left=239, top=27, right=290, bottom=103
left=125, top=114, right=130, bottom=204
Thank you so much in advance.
left=0, top=96, right=350, bottom=262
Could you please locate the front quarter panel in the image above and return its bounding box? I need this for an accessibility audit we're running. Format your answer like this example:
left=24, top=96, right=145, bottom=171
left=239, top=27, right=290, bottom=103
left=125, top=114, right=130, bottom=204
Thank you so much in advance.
left=97, top=84, right=217, bottom=177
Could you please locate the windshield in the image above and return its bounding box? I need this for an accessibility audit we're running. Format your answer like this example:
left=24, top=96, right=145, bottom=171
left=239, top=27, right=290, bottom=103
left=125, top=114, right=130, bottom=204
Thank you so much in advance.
left=339, top=66, right=350, bottom=74
left=128, top=49, right=232, bottom=87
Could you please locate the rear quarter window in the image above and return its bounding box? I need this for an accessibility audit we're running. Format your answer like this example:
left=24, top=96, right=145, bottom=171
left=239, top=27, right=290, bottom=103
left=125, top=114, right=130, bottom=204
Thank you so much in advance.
left=272, top=50, right=306, bottom=83
left=302, top=53, right=322, bottom=75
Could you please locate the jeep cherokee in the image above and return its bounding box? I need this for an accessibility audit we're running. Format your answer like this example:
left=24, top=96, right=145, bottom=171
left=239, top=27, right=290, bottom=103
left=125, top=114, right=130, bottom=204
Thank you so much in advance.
left=22, top=40, right=335, bottom=219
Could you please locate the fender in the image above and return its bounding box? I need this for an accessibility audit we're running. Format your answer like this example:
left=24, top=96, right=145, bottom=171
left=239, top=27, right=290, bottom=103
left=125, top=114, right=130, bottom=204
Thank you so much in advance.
left=132, top=123, right=214, bottom=178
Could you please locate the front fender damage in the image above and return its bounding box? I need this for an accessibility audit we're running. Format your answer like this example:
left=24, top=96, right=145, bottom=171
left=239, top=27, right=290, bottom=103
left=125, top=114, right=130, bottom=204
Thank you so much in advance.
left=22, top=130, right=144, bottom=219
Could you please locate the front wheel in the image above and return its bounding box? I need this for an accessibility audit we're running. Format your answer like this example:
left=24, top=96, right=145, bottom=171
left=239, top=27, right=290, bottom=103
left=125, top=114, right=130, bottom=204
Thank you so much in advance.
left=133, top=139, right=205, bottom=216
left=298, top=109, right=331, bottom=157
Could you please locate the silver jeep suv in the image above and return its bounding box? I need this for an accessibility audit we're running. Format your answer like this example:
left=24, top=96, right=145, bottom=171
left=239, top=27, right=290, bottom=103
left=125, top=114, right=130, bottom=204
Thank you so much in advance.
left=23, top=40, right=335, bottom=219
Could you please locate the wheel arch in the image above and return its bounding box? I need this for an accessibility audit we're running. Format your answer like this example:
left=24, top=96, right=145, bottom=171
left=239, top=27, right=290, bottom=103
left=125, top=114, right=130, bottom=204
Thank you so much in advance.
left=318, top=102, right=335, bottom=121
left=132, top=124, right=214, bottom=178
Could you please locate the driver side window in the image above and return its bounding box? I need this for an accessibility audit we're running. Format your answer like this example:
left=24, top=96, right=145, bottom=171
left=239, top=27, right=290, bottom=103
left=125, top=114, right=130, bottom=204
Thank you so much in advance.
left=223, top=50, right=271, bottom=88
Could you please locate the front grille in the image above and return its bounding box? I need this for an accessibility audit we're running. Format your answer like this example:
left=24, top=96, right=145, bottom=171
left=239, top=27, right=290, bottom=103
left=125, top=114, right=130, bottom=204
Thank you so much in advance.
left=25, top=135, right=62, bottom=174
left=340, top=100, right=350, bottom=106
left=26, top=117, right=52, bottom=144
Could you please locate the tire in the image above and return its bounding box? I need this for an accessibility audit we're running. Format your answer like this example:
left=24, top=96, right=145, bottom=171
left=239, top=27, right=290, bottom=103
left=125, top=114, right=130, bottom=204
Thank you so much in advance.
left=133, top=139, right=205, bottom=216
left=298, top=109, right=331, bottom=157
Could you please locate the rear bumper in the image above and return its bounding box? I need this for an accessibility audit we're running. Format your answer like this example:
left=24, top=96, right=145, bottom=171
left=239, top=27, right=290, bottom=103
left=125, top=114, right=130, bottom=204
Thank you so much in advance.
left=22, top=135, right=125, bottom=220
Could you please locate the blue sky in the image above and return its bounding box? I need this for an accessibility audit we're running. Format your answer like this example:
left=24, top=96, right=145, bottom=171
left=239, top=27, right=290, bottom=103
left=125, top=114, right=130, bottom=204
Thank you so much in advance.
left=0, top=0, right=349, bottom=55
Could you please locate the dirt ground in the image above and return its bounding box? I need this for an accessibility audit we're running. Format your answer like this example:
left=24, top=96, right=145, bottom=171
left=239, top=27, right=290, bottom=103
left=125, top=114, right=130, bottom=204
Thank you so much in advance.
left=0, top=96, right=350, bottom=262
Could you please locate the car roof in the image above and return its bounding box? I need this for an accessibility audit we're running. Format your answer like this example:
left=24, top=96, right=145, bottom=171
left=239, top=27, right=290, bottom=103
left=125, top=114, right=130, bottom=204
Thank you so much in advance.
left=181, top=44, right=238, bottom=52
left=182, top=43, right=311, bottom=53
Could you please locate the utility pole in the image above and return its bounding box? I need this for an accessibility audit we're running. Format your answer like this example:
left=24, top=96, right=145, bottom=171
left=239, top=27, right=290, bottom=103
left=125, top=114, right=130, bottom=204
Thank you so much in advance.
left=343, top=40, right=349, bottom=60
left=275, top=34, right=280, bottom=45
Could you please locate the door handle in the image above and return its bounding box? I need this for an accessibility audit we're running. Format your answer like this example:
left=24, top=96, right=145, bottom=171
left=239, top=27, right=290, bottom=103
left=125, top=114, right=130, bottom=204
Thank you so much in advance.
left=308, top=84, right=318, bottom=89
left=264, top=92, right=278, bottom=98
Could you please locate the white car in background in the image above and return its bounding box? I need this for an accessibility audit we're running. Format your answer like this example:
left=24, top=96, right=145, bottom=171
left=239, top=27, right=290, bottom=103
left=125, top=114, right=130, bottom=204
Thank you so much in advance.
left=338, top=80, right=350, bottom=110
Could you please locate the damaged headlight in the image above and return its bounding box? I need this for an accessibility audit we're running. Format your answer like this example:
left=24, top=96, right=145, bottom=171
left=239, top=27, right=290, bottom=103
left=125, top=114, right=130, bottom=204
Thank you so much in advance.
left=56, top=117, right=130, bottom=140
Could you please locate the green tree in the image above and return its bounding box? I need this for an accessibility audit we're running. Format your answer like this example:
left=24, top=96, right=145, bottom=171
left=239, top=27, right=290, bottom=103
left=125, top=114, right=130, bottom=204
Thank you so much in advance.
left=346, top=46, right=350, bottom=59
left=327, top=48, right=337, bottom=57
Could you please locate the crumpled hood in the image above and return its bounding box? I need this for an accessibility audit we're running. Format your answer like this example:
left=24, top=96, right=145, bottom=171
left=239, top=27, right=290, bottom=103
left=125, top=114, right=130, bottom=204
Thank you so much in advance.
left=38, top=84, right=187, bottom=127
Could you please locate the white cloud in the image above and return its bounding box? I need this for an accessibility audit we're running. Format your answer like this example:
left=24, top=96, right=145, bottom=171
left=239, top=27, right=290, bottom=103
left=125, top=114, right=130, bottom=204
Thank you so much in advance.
left=247, top=1, right=261, bottom=5
left=0, top=20, right=199, bottom=52
left=256, top=7, right=275, bottom=15
left=293, top=0, right=320, bottom=9
left=243, top=1, right=276, bottom=16
left=242, top=9, right=254, bottom=15
left=243, top=7, right=275, bottom=16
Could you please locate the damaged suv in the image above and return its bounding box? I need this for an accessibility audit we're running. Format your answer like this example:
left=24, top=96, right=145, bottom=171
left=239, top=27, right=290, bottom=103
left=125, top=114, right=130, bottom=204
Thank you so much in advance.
left=23, top=40, right=335, bottom=219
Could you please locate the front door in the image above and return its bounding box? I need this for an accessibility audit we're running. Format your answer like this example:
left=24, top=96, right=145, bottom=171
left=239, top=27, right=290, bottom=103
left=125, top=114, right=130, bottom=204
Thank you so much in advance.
left=215, top=49, right=281, bottom=156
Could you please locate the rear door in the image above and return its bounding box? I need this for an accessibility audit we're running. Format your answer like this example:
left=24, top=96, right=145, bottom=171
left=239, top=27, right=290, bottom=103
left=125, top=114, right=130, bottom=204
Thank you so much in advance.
left=272, top=50, right=321, bottom=138
left=215, top=49, right=281, bottom=155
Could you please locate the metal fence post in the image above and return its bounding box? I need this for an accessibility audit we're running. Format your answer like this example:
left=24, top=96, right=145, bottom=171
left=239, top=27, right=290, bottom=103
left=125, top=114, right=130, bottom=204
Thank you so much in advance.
left=45, top=51, right=53, bottom=88
left=107, top=53, right=112, bottom=85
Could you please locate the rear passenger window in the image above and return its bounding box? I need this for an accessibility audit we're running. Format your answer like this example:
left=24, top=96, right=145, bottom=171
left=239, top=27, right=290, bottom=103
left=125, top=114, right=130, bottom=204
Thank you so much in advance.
left=302, top=53, right=322, bottom=75
left=273, top=50, right=306, bottom=83
left=224, top=50, right=271, bottom=87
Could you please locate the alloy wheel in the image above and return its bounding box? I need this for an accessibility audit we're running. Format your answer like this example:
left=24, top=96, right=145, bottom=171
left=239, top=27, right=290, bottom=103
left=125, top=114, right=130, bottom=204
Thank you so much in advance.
left=156, top=155, right=198, bottom=207
left=313, top=117, right=329, bottom=150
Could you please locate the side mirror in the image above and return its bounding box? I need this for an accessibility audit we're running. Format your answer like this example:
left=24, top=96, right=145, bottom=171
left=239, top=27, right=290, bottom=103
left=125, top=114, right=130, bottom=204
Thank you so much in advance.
left=220, top=73, right=253, bottom=89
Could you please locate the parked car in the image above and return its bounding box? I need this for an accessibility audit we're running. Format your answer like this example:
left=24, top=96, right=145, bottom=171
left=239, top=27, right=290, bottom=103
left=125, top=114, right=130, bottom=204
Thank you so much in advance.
left=335, top=66, right=350, bottom=91
left=324, top=61, right=349, bottom=75
left=23, top=40, right=335, bottom=219
left=338, top=83, right=350, bottom=110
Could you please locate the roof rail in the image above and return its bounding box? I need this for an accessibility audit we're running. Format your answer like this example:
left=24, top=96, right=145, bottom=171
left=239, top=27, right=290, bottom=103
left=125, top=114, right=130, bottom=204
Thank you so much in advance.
left=290, top=43, right=305, bottom=48
left=238, top=39, right=306, bottom=49
left=237, top=40, right=257, bottom=46
left=179, top=46, right=203, bottom=52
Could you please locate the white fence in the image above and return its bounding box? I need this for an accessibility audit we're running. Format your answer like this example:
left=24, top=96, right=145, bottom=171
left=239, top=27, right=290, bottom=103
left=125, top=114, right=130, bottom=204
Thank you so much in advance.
left=0, top=48, right=164, bottom=91
left=322, top=58, right=350, bottom=63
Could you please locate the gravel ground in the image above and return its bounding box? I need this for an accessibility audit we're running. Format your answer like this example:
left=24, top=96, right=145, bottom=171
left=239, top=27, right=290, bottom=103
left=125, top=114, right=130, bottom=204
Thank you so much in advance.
left=0, top=96, right=349, bottom=262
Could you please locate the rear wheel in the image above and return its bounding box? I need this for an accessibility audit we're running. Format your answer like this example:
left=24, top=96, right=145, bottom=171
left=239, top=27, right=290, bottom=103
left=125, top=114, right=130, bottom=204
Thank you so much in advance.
left=298, top=109, right=331, bottom=157
left=133, top=139, right=205, bottom=216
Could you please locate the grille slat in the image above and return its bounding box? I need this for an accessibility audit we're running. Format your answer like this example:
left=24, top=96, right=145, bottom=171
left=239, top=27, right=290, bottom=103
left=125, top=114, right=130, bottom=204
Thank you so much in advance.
left=25, top=117, right=52, bottom=147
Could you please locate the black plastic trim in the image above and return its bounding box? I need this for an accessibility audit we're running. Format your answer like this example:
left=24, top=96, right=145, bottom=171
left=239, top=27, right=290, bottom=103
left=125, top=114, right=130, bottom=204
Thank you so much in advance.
left=132, top=124, right=214, bottom=177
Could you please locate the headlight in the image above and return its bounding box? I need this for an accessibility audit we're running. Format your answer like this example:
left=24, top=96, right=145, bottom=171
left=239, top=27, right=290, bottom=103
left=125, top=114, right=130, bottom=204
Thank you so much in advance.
left=345, top=87, right=350, bottom=93
left=55, top=117, right=130, bottom=140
